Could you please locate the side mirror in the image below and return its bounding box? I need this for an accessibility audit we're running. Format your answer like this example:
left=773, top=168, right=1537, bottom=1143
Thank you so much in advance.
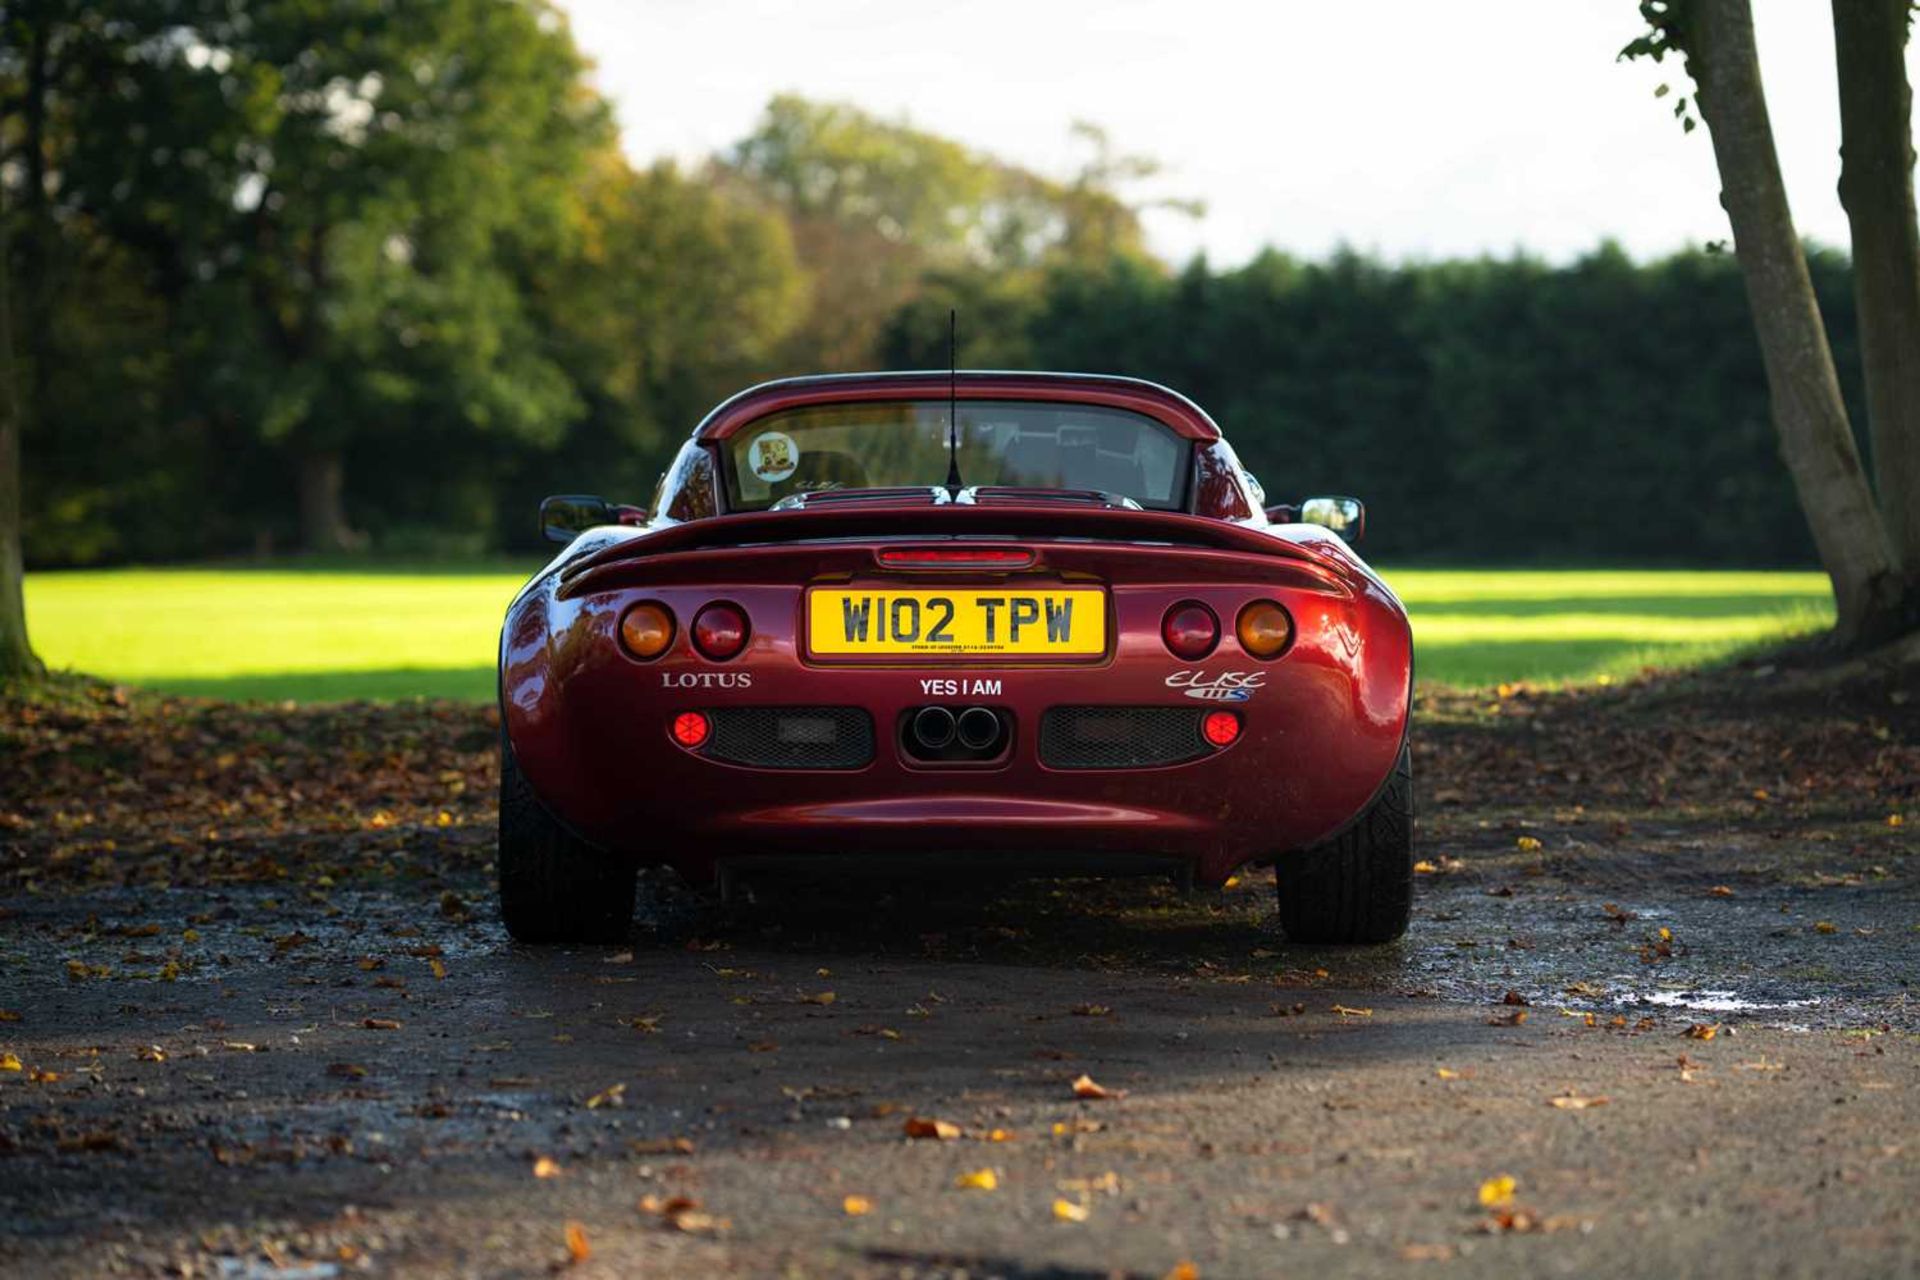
left=1299, top=495, right=1365, bottom=543
left=539, top=495, right=647, bottom=544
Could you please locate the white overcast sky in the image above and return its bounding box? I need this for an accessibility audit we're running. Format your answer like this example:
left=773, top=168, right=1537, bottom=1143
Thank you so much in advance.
left=559, top=0, right=1920, bottom=267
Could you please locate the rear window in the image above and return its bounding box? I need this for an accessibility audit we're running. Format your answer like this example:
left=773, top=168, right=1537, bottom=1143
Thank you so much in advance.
left=722, top=399, right=1188, bottom=512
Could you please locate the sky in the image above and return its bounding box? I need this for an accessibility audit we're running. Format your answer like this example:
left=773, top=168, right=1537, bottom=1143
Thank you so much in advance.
left=559, top=0, right=1920, bottom=268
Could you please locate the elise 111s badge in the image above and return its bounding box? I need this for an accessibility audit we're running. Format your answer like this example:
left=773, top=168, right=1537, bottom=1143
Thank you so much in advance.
left=1166, top=670, right=1266, bottom=702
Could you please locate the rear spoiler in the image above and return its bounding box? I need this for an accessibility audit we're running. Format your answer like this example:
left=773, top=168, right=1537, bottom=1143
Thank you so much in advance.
left=557, top=502, right=1347, bottom=593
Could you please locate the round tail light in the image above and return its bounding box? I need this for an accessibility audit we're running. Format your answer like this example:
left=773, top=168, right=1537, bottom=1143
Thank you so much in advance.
left=1161, top=602, right=1220, bottom=661
left=1202, top=710, right=1241, bottom=747
left=619, top=602, right=675, bottom=660
left=1236, top=600, right=1294, bottom=658
left=692, top=602, right=749, bottom=660
left=671, top=711, right=710, bottom=748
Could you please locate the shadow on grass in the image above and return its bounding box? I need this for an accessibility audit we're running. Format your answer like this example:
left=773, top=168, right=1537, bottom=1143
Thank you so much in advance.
left=141, top=666, right=496, bottom=703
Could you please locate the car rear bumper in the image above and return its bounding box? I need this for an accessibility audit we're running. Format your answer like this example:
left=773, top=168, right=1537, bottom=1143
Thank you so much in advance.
left=502, top=556, right=1412, bottom=887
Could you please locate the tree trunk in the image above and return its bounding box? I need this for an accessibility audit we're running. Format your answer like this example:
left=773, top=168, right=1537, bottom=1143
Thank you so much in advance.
left=1833, top=0, right=1920, bottom=575
left=0, top=212, right=43, bottom=680
left=296, top=450, right=359, bottom=553
left=1684, top=0, right=1913, bottom=649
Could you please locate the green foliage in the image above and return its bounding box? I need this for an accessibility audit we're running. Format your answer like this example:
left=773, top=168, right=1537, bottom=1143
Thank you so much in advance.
left=4, top=2, right=804, bottom=558
left=723, top=95, right=1170, bottom=371
left=895, top=240, right=1859, bottom=565
left=0, top=6, right=1861, bottom=572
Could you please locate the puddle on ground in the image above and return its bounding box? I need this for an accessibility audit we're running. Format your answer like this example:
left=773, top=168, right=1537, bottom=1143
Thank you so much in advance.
left=1404, top=877, right=1918, bottom=1030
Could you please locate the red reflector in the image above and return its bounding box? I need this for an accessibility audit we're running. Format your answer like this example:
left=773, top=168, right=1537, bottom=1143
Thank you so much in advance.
left=1162, top=601, right=1220, bottom=661
left=671, top=711, right=710, bottom=748
left=1202, top=711, right=1241, bottom=747
left=692, top=602, right=749, bottom=660
left=877, top=546, right=1034, bottom=567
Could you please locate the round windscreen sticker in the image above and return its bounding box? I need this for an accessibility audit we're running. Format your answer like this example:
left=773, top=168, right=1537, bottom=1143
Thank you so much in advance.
left=747, top=431, right=799, bottom=483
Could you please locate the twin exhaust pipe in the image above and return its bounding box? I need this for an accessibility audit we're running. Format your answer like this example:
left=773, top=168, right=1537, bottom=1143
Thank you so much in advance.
left=909, top=705, right=1003, bottom=754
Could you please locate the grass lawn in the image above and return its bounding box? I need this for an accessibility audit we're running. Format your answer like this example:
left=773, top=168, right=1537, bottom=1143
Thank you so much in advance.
left=20, top=562, right=1834, bottom=703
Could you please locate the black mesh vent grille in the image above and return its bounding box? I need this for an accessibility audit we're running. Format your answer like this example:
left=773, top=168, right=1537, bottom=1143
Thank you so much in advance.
left=703, top=707, right=874, bottom=769
left=1037, top=707, right=1210, bottom=770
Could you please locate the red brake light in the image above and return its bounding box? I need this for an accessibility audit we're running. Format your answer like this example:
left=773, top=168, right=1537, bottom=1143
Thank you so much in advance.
left=671, top=711, right=710, bottom=748
left=1202, top=710, right=1241, bottom=747
left=692, top=602, right=749, bottom=660
left=878, top=546, right=1035, bottom=568
left=1161, top=602, right=1220, bottom=660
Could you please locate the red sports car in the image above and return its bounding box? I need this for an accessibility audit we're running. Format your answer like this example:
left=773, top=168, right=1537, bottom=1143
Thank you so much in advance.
left=499, top=372, right=1413, bottom=945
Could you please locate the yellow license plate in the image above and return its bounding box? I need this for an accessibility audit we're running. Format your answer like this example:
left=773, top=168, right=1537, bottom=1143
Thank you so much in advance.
left=808, top=588, right=1106, bottom=656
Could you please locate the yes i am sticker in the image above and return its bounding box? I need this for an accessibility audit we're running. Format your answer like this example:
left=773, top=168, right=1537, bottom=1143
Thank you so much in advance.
left=920, top=678, right=1003, bottom=697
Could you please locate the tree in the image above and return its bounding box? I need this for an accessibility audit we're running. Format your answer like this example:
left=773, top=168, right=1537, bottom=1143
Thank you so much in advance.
left=1624, top=0, right=1917, bottom=649
left=0, top=206, right=39, bottom=678
left=723, top=96, right=1180, bottom=372
left=1833, top=0, right=1920, bottom=577
left=17, top=0, right=610, bottom=551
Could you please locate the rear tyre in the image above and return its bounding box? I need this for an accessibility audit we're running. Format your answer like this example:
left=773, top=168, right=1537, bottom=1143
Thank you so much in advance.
left=498, top=737, right=636, bottom=944
left=1275, top=745, right=1413, bottom=945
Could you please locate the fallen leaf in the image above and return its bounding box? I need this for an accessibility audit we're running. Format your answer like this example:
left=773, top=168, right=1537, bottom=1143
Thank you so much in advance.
left=27, top=1068, right=61, bottom=1083
left=137, top=1045, right=167, bottom=1062
left=1051, top=1117, right=1105, bottom=1136
left=628, top=1136, right=697, bottom=1156
left=0, top=1052, right=21, bottom=1072
left=801, top=991, right=837, bottom=1006
left=642, top=1195, right=724, bottom=1234
left=585, top=1083, right=627, bottom=1110
left=902, top=1116, right=961, bottom=1141
left=1052, top=1198, right=1091, bottom=1222
left=1071, top=1073, right=1126, bottom=1100
left=954, top=1167, right=998, bottom=1191
left=361, top=1017, right=402, bottom=1031
left=565, top=1221, right=590, bottom=1264
left=1814, top=921, right=1838, bottom=935
left=533, top=1156, right=563, bottom=1179
left=1070, top=1004, right=1112, bottom=1017
left=1682, top=1023, right=1719, bottom=1041
left=1164, top=1264, right=1200, bottom=1280
left=985, top=1128, right=1015, bottom=1143
left=1401, top=1243, right=1456, bottom=1262
left=1331, top=1004, right=1373, bottom=1018
left=1477, top=1174, right=1517, bottom=1208
left=842, top=1195, right=873, bottom=1216
left=430, top=958, right=447, bottom=981
left=1435, top=1067, right=1461, bottom=1080
left=1515, top=836, right=1543, bottom=852
left=0, top=1010, right=19, bottom=1023
left=1708, top=885, right=1735, bottom=897
left=746, top=1040, right=779, bottom=1053
left=1412, top=860, right=1438, bottom=874
left=1548, top=1092, right=1611, bottom=1110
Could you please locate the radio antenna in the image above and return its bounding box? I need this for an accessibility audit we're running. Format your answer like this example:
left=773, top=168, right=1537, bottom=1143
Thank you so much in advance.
left=944, top=308, right=963, bottom=495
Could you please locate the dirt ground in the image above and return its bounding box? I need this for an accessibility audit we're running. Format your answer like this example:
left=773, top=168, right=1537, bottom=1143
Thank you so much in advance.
left=1, top=662, right=1915, bottom=1279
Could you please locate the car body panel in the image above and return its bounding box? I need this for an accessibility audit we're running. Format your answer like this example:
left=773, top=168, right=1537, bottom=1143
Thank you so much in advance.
left=502, top=372, right=1412, bottom=888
